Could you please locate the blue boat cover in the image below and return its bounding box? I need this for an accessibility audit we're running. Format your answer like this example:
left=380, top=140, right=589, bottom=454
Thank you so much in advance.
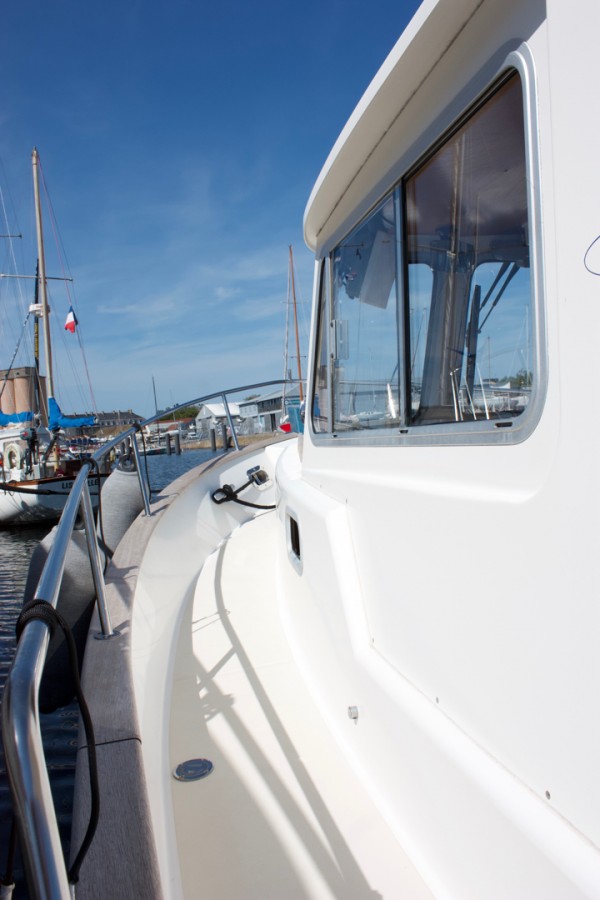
left=0, top=410, right=33, bottom=426
left=48, top=397, right=96, bottom=430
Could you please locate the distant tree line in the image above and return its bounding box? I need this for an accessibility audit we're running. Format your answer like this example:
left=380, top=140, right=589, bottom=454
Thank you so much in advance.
left=156, top=405, right=200, bottom=420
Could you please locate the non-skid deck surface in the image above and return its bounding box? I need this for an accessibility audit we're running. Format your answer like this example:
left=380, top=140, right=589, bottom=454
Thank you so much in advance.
left=170, top=512, right=433, bottom=899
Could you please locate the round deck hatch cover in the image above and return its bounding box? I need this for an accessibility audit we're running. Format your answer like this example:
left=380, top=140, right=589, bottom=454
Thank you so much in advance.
left=173, top=758, right=214, bottom=781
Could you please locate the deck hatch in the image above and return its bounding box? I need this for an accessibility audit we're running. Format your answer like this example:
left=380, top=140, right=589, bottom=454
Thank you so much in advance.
left=173, top=759, right=214, bottom=782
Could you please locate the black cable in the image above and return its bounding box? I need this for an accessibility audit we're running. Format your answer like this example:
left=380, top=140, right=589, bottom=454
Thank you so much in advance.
left=211, top=479, right=276, bottom=510
left=15, top=599, right=100, bottom=887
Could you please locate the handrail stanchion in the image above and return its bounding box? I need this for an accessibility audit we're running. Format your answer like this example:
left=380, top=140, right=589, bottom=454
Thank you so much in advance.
left=131, top=432, right=152, bottom=516
left=2, top=464, right=92, bottom=900
left=2, top=622, right=71, bottom=899
left=222, top=393, right=240, bottom=451
left=80, top=479, right=117, bottom=638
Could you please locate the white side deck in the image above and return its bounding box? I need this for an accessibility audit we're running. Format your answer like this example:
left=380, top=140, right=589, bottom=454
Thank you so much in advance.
left=170, top=510, right=432, bottom=899
left=74, top=442, right=432, bottom=898
left=73, top=435, right=600, bottom=898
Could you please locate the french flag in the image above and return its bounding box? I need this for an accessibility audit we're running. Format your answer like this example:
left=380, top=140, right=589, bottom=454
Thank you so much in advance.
left=64, top=306, right=78, bottom=333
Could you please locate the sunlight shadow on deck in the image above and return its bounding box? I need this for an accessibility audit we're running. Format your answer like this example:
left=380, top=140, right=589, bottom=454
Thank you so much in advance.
left=170, top=515, right=429, bottom=899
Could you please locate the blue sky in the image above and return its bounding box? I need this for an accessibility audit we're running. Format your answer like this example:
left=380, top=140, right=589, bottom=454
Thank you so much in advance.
left=1, top=0, right=420, bottom=418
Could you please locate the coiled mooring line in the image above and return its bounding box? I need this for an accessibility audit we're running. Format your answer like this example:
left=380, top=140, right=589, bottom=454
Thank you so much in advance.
left=211, top=476, right=276, bottom=511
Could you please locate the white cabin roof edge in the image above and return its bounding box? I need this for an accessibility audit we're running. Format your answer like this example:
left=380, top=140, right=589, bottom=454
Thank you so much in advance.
left=303, top=0, right=485, bottom=252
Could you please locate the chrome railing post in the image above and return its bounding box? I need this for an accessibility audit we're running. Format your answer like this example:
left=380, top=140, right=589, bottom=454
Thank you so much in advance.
left=131, top=433, right=152, bottom=516
left=221, top=393, right=240, bottom=451
left=2, top=621, right=71, bottom=899
left=2, top=621, right=70, bottom=900
left=79, top=479, right=117, bottom=638
left=2, top=465, right=95, bottom=899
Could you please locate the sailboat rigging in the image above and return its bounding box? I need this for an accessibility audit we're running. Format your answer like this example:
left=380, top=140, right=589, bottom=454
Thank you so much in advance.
left=0, top=148, right=103, bottom=525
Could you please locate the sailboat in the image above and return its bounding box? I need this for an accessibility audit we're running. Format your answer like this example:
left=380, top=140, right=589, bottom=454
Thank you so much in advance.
left=139, top=375, right=167, bottom=455
left=0, top=149, right=101, bottom=525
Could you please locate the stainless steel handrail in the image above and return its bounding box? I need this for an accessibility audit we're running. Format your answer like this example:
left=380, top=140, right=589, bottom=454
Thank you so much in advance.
left=2, top=470, right=104, bottom=899
left=87, top=379, right=296, bottom=514
left=130, top=378, right=292, bottom=444
left=1, top=378, right=298, bottom=898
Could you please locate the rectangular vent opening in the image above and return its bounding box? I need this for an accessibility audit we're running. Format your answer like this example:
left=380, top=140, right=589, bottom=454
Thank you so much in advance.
left=289, top=516, right=301, bottom=560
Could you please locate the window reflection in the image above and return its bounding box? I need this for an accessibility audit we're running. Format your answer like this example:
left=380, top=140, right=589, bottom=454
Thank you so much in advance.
left=331, top=196, right=400, bottom=431
left=312, top=263, right=330, bottom=433
left=310, top=71, right=533, bottom=436
left=406, top=73, right=530, bottom=424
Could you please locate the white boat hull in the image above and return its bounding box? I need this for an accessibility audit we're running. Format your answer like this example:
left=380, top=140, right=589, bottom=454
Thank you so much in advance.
left=13, top=0, right=600, bottom=894
left=72, top=441, right=433, bottom=898
left=0, top=475, right=101, bottom=525
left=72, top=437, right=600, bottom=898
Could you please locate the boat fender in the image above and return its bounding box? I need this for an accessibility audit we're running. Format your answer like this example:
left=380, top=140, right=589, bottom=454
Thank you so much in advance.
left=4, top=443, right=23, bottom=470
left=22, top=527, right=99, bottom=713
left=97, top=463, right=145, bottom=557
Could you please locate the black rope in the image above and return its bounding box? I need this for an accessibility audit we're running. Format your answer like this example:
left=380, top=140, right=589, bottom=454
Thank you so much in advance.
left=211, top=479, right=276, bottom=510
left=15, top=599, right=100, bottom=886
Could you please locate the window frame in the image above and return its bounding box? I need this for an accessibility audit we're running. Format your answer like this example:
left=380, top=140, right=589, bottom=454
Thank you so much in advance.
left=309, top=48, right=545, bottom=447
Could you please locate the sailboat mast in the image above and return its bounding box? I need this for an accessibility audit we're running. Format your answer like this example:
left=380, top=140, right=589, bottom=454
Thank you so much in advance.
left=32, top=148, right=54, bottom=401
left=152, top=375, right=159, bottom=415
left=288, top=245, right=304, bottom=403
left=33, top=261, right=41, bottom=416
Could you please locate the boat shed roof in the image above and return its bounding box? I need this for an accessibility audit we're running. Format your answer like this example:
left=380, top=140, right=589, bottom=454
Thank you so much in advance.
left=196, top=402, right=240, bottom=418
left=238, top=385, right=301, bottom=408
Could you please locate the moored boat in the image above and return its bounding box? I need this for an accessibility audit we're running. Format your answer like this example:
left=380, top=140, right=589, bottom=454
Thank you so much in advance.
left=0, top=150, right=103, bottom=525
left=4, top=0, right=600, bottom=897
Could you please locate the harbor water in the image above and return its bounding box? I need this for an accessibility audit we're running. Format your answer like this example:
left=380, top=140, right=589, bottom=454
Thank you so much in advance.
left=0, top=448, right=218, bottom=896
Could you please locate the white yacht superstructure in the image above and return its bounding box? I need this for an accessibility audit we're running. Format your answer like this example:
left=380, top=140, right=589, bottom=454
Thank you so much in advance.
left=4, top=1, right=600, bottom=897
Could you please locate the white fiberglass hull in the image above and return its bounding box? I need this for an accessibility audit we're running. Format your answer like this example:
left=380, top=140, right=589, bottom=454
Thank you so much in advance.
left=71, top=435, right=600, bottom=899
left=55, top=0, right=600, bottom=894
left=71, top=441, right=433, bottom=898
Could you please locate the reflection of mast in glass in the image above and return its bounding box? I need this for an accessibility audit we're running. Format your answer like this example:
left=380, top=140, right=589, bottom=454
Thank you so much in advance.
left=411, top=307, right=427, bottom=374
left=289, top=246, right=304, bottom=403
left=283, top=246, right=304, bottom=407
left=487, top=336, right=491, bottom=381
